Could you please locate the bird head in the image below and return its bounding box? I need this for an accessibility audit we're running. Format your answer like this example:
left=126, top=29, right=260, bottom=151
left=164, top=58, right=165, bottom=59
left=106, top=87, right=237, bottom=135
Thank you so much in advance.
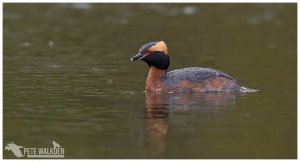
left=131, top=41, right=170, bottom=70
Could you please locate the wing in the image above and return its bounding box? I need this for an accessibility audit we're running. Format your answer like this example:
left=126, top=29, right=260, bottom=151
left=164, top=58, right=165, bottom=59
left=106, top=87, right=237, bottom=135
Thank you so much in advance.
left=164, top=67, right=241, bottom=88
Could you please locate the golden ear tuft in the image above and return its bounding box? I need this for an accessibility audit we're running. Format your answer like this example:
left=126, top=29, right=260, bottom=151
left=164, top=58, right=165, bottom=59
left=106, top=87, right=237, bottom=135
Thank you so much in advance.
left=149, top=41, right=168, bottom=54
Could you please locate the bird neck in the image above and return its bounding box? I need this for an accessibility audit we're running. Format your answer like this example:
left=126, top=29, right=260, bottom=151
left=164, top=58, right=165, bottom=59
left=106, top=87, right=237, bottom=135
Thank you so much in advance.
left=146, top=66, right=166, bottom=91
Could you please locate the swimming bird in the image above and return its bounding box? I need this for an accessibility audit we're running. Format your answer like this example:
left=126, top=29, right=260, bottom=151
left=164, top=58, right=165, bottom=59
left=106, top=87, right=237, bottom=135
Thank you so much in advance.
left=131, top=41, right=251, bottom=92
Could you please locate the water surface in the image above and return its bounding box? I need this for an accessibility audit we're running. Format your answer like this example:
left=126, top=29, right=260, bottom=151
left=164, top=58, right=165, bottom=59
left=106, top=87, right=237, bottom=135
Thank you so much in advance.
left=3, top=3, right=296, bottom=158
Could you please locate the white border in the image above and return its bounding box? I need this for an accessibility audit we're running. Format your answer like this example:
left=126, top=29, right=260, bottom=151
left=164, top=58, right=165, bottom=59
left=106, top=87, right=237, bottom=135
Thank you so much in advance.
left=1, top=0, right=299, bottom=3
left=0, top=1, right=3, bottom=161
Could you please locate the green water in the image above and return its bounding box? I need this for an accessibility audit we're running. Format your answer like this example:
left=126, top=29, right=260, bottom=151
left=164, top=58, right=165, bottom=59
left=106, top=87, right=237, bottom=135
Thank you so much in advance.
left=3, top=3, right=296, bottom=159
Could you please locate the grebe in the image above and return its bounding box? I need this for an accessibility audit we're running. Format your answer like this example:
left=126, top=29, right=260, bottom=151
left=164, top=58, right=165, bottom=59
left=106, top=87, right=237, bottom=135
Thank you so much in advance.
left=131, top=41, right=251, bottom=92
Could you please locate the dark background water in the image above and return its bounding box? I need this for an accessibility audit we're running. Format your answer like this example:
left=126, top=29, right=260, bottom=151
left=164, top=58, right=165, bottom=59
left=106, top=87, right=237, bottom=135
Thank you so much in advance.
left=3, top=3, right=297, bottom=159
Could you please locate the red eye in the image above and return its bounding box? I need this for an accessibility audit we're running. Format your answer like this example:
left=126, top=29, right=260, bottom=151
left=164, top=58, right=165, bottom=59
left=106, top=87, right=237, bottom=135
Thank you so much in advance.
left=146, top=50, right=152, bottom=55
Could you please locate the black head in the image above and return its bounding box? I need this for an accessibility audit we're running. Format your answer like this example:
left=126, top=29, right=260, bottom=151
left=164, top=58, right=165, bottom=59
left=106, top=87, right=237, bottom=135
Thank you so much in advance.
left=131, top=41, right=170, bottom=70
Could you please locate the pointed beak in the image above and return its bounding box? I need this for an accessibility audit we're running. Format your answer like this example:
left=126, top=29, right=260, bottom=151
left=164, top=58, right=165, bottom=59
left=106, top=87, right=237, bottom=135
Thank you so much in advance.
left=130, top=53, right=143, bottom=61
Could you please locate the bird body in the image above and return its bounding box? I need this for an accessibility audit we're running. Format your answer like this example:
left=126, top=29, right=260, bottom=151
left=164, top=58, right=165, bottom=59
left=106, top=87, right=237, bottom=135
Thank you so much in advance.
left=131, top=41, right=252, bottom=92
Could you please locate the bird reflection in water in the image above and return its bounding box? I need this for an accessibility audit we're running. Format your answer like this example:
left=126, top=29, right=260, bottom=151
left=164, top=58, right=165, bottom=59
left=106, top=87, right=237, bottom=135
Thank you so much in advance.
left=144, top=91, right=242, bottom=156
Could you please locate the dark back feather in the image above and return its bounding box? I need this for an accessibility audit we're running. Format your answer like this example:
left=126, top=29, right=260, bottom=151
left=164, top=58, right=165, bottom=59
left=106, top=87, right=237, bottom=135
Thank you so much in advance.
left=163, top=67, right=241, bottom=87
